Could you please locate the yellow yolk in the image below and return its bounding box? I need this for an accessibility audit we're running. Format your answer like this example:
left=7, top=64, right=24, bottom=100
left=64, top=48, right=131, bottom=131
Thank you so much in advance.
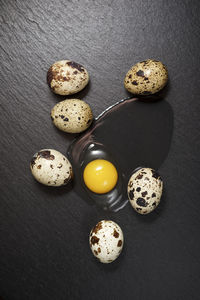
left=83, top=159, right=118, bottom=194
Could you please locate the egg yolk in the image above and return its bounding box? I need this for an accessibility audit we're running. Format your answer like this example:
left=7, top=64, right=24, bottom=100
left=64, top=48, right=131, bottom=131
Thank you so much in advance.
left=83, top=159, right=118, bottom=194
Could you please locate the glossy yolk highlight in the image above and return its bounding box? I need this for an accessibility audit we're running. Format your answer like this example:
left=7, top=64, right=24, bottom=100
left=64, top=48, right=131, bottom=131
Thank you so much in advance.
left=83, top=159, right=118, bottom=194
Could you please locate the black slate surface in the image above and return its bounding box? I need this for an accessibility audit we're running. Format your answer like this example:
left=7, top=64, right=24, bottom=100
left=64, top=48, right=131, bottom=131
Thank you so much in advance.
left=0, top=1, right=200, bottom=299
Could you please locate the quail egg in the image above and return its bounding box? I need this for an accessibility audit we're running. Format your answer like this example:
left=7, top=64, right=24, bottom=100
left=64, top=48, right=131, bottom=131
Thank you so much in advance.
left=89, top=220, right=124, bottom=263
left=124, top=59, right=168, bottom=95
left=127, top=167, right=163, bottom=214
left=47, top=60, right=89, bottom=95
left=30, top=149, right=72, bottom=186
left=51, top=99, right=93, bottom=133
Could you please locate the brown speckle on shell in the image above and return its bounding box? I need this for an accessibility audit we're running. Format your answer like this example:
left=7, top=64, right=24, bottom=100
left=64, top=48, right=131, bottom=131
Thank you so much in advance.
left=151, top=169, right=161, bottom=180
left=128, top=181, right=133, bottom=188
left=117, top=240, right=122, bottom=247
left=38, top=150, right=55, bottom=160
left=136, top=207, right=142, bottom=211
left=136, top=173, right=143, bottom=180
left=94, top=250, right=98, bottom=256
left=66, top=61, right=84, bottom=72
left=128, top=190, right=134, bottom=200
left=141, top=191, right=147, bottom=197
left=92, top=221, right=103, bottom=234
left=113, top=229, right=119, bottom=238
left=136, top=70, right=145, bottom=77
left=136, top=197, right=147, bottom=207
left=30, top=155, right=37, bottom=168
left=91, top=236, right=99, bottom=245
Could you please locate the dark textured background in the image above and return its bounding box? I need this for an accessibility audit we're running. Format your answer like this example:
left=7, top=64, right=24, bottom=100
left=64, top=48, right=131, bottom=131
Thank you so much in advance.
left=1, top=1, right=200, bottom=299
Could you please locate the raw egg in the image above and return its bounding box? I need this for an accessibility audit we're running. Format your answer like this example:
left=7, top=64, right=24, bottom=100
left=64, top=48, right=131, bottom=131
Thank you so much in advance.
left=67, top=97, right=173, bottom=211
left=83, top=159, right=118, bottom=194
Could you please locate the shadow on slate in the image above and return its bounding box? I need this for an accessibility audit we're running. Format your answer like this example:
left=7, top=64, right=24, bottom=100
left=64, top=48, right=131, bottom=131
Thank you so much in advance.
left=50, top=81, right=92, bottom=103
left=33, top=177, right=74, bottom=197
left=67, top=97, right=174, bottom=211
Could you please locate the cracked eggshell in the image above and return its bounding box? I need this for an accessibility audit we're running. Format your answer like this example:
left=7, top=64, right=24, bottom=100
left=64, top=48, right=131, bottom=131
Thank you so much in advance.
left=51, top=99, right=93, bottom=133
left=30, top=149, right=73, bottom=186
left=47, top=60, right=89, bottom=95
left=127, top=167, right=163, bottom=214
left=89, top=220, right=124, bottom=263
left=124, top=59, right=168, bottom=95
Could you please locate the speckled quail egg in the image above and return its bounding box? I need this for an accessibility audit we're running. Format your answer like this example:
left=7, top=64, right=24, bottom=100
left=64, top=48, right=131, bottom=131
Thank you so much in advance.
left=47, top=60, right=89, bottom=95
left=124, top=59, right=168, bottom=95
left=51, top=99, right=93, bottom=133
left=30, top=149, right=73, bottom=186
left=127, top=167, right=163, bottom=214
left=89, top=220, right=124, bottom=263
